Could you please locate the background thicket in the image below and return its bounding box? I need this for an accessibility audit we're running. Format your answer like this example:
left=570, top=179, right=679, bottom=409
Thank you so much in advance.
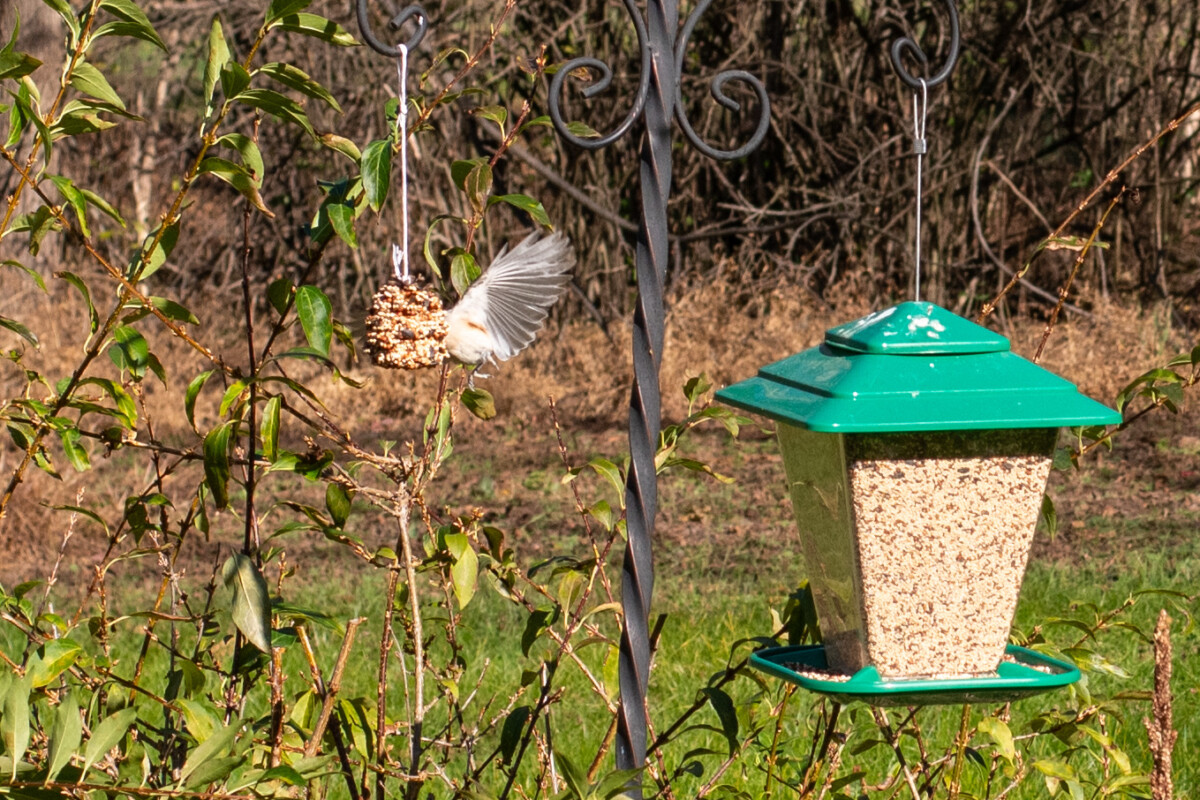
left=8, top=0, right=1200, bottom=320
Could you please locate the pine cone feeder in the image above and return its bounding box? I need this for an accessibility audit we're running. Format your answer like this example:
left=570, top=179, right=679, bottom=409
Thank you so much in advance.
left=365, top=282, right=448, bottom=370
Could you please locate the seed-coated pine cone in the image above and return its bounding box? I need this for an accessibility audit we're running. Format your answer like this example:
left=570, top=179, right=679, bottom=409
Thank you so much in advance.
left=365, top=282, right=449, bottom=369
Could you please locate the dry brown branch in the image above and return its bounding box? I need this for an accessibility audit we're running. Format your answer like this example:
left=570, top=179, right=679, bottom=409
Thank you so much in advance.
left=1144, top=610, right=1177, bottom=800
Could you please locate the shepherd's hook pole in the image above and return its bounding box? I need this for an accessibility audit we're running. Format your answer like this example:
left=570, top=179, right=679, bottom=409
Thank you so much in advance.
left=356, top=0, right=769, bottom=792
left=549, top=0, right=769, bottom=793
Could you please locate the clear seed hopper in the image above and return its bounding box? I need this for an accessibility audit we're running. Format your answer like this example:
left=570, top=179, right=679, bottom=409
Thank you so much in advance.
left=717, top=302, right=1121, bottom=705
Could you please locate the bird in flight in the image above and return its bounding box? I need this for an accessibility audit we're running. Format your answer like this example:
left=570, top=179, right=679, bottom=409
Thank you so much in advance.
left=444, top=231, right=574, bottom=373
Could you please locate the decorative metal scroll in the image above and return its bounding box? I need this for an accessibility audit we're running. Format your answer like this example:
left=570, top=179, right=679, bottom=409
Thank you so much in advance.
left=547, top=1, right=769, bottom=795
left=356, top=0, right=429, bottom=57
left=889, top=0, right=961, bottom=90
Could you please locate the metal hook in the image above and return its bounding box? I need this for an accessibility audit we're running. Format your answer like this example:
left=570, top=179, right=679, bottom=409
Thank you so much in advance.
left=356, top=1, right=429, bottom=58
left=889, top=0, right=960, bottom=91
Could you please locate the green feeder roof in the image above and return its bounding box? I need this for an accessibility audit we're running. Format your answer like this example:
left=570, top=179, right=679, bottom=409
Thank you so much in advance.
left=716, top=301, right=1121, bottom=433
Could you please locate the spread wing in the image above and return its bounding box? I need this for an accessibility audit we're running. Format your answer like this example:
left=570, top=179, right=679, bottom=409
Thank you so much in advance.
left=449, top=231, right=575, bottom=361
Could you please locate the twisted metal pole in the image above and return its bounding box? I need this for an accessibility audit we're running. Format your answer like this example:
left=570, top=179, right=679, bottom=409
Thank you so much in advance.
left=550, top=1, right=768, bottom=793
left=357, top=0, right=769, bottom=792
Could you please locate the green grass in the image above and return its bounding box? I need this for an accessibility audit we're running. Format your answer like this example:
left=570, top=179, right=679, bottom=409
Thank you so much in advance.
left=262, top=540, right=1197, bottom=799
left=7, top=518, right=1194, bottom=799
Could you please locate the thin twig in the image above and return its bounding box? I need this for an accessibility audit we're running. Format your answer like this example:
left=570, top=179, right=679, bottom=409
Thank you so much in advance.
left=1033, top=192, right=1124, bottom=363
left=979, top=100, right=1200, bottom=323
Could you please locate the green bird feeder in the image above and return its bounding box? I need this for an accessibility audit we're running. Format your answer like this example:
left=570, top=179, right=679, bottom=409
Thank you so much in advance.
left=717, top=301, right=1121, bottom=705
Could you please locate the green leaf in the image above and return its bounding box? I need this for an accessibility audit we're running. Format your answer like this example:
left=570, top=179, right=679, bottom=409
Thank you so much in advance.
left=185, top=370, right=214, bottom=433
left=275, top=12, right=358, bottom=46
left=462, top=161, right=492, bottom=212
left=519, top=114, right=552, bottom=133
left=445, top=532, right=478, bottom=608
left=8, top=421, right=59, bottom=478
left=48, top=174, right=89, bottom=237
left=0, top=315, right=38, bottom=346
left=977, top=716, right=1015, bottom=762
left=589, top=458, right=625, bottom=501
left=461, top=387, right=496, bottom=420
left=236, top=88, right=316, bottom=139
left=499, top=706, right=531, bottom=763
left=326, top=203, right=357, bottom=248
left=325, top=483, right=351, bottom=528
left=267, top=277, right=294, bottom=315
left=70, top=62, right=125, bottom=110
left=98, top=0, right=166, bottom=50
left=361, top=138, right=391, bottom=212
left=261, top=395, right=281, bottom=461
left=1064, top=648, right=1131, bottom=678
left=3, top=259, right=46, bottom=292
left=265, top=0, right=312, bottom=25
left=219, top=380, right=248, bottom=417
left=451, top=158, right=485, bottom=190
left=135, top=219, right=181, bottom=282
left=592, top=767, right=643, bottom=799
left=222, top=553, right=273, bottom=653
left=216, top=132, right=264, bottom=184
left=588, top=500, right=615, bottom=532
left=46, top=691, right=82, bottom=780
left=50, top=102, right=119, bottom=137
left=295, top=285, right=333, bottom=357
left=203, top=421, right=234, bottom=509
left=565, top=120, right=601, bottom=139
left=147, top=296, right=198, bottom=324
left=320, top=133, right=360, bottom=162
left=258, top=62, right=342, bottom=113
left=40, top=0, right=80, bottom=42
left=204, top=16, right=230, bottom=111
left=1039, top=494, right=1058, bottom=538
left=11, top=205, right=60, bottom=255
left=602, top=644, right=620, bottom=701
left=176, top=698, right=219, bottom=743
left=1, top=673, right=31, bottom=779
left=473, top=104, right=507, bottom=131
left=684, top=373, right=713, bottom=404
left=184, top=756, right=243, bottom=790
left=80, top=188, right=125, bottom=227
left=29, top=638, right=83, bottom=687
left=179, top=722, right=239, bottom=785
left=556, top=753, right=588, bottom=798
left=80, top=707, right=137, bottom=780
left=59, top=428, right=90, bottom=472
left=1034, top=759, right=1078, bottom=780
left=521, top=607, right=557, bottom=656
left=108, top=325, right=150, bottom=378
left=450, top=250, right=481, bottom=296
left=199, top=157, right=273, bottom=216
left=272, top=602, right=345, bottom=635
left=0, top=50, right=40, bottom=82
left=489, top=193, right=551, bottom=227
left=702, top=687, right=739, bottom=754
left=8, top=88, right=51, bottom=164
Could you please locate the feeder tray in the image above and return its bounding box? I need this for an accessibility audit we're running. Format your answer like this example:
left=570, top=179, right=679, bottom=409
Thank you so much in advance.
left=750, top=644, right=1080, bottom=706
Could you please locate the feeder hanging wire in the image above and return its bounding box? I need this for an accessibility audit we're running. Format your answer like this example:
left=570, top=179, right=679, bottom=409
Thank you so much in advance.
left=889, top=0, right=962, bottom=302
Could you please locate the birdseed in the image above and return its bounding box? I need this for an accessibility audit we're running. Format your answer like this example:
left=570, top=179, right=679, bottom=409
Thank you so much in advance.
left=365, top=282, right=449, bottom=370
left=782, top=663, right=853, bottom=682
left=844, top=430, right=1054, bottom=679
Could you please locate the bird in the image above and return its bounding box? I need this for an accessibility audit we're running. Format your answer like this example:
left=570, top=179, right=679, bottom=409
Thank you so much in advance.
left=443, top=231, right=574, bottom=373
